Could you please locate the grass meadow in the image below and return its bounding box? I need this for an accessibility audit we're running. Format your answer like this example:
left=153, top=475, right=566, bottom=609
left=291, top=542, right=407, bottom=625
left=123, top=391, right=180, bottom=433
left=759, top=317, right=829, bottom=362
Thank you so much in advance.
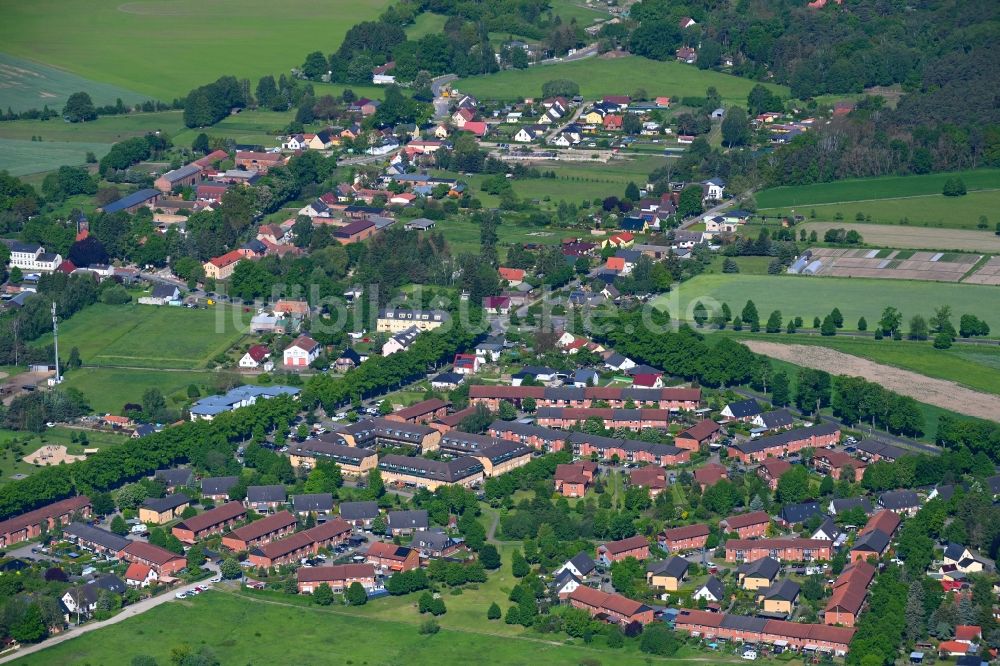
left=0, top=52, right=148, bottom=113
left=32, top=304, right=250, bottom=370
left=756, top=169, right=1000, bottom=230
left=657, top=273, right=1000, bottom=331
left=58, top=368, right=224, bottom=415
left=456, top=56, right=787, bottom=103
left=12, top=563, right=747, bottom=666
left=0, top=0, right=393, bottom=101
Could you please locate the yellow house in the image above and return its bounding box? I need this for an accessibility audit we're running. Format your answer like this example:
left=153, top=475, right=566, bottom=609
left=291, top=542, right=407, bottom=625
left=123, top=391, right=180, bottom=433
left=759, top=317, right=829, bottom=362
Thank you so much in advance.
left=139, top=494, right=190, bottom=525
left=646, top=556, right=688, bottom=591
left=474, top=442, right=533, bottom=477
left=286, top=439, right=378, bottom=476
left=738, top=556, right=780, bottom=591
left=757, top=579, right=799, bottom=616
left=203, top=250, right=244, bottom=281
left=582, top=111, right=604, bottom=125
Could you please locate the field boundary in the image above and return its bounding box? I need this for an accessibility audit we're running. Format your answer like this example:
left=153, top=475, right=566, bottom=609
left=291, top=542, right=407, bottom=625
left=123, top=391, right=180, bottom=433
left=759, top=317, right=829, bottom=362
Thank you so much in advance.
left=759, top=187, right=1000, bottom=211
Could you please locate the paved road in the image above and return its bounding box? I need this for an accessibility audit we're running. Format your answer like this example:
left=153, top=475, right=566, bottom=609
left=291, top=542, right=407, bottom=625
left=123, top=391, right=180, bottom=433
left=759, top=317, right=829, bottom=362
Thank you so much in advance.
left=431, top=74, right=458, bottom=121
left=0, top=568, right=219, bottom=664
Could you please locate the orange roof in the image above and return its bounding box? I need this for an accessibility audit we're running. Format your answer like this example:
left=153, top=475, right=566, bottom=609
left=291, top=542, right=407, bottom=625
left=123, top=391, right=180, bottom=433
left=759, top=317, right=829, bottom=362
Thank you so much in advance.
left=606, top=257, right=626, bottom=271
left=208, top=250, right=244, bottom=268
left=860, top=510, right=901, bottom=537
left=694, top=462, right=727, bottom=487
left=498, top=267, right=525, bottom=282
left=955, top=625, right=982, bottom=641
left=125, top=562, right=153, bottom=581
left=611, top=232, right=634, bottom=242
left=288, top=335, right=319, bottom=352
left=366, top=541, right=413, bottom=561
left=938, top=641, right=969, bottom=654
left=103, top=415, right=133, bottom=426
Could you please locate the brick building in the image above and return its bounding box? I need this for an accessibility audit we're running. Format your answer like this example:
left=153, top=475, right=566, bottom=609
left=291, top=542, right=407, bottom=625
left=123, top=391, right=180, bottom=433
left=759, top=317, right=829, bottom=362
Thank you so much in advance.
left=725, top=538, right=832, bottom=563
left=727, top=424, right=840, bottom=464
left=221, top=510, right=297, bottom=551
left=0, top=496, right=91, bottom=547
left=659, top=523, right=710, bottom=552
left=172, top=502, right=247, bottom=543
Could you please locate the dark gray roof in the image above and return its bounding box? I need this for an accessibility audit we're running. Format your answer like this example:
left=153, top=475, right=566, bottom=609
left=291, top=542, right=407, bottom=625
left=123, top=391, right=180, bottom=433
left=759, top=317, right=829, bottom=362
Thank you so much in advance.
left=292, top=493, right=333, bottom=513
left=853, top=529, right=890, bottom=553
left=154, top=468, right=193, bottom=487
left=63, top=522, right=129, bottom=551
left=412, top=529, right=457, bottom=551
left=90, top=573, right=127, bottom=595
left=102, top=188, right=159, bottom=213
left=439, top=431, right=500, bottom=454
left=162, top=164, right=201, bottom=182
left=431, top=371, right=464, bottom=385
left=879, top=489, right=920, bottom=510
left=201, top=476, right=239, bottom=496
left=759, top=409, right=794, bottom=429
left=567, top=551, right=596, bottom=576
left=150, top=284, right=179, bottom=299
left=829, top=497, right=873, bottom=515
left=763, top=578, right=800, bottom=602
left=943, top=542, right=969, bottom=561
left=720, top=614, right=768, bottom=632
left=725, top=399, right=762, bottom=418
left=855, top=439, right=907, bottom=461
left=489, top=421, right=565, bottom=442
left=730, top=423, right=840, bottom=455
left=246, top=485, right=287, bottom=503
left=378, top=454, right=484, bottom=483
left=339, top=501, right=379, bottom=521
left=738, top=556, right=780, bottom=580
left=552, top=569, right=582, bottom=589
left=567, top=431, right=684, bottom=458
left=388, top=510, right=429, bottom=530
left=648, top=555, right=689, bottom=579
left=142, top=494, right=190, bottom=512
left=779, top=502, right=822, bottom=525
left=813, top=517, right=840, bottom=539
left=698, top=576, right=725, bottom=601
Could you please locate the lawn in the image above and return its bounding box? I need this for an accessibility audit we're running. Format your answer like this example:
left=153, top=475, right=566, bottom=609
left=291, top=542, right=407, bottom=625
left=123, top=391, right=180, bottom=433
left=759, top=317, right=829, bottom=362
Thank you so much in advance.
left=0, top=138, right=111, bottom=176
left=0, top=52, right=149, bottom=113
left=32, top=304, right=250, bottom=370
left=455, top=56, right=787, bottom=103
left=406, top=12, right=448, bottom=38
left=12, top=589, right=745, bottom=666
left=58, top=367, right=224, bottom=415
left=724, top=333, right=1000, bottom=396
left=430, top=215, right=568, bottom=256
left=0, top=426, right=128, bottom=484
left=171, top=109, right=296, bottom=148
left=657, top=273, right=1000, bottom=331
left=548, top=0, right=608, bottom=25
left=0, top=0, right=393, bottom=101
left=756, top=169, right=1000, bottom=208
left=0, top=111, right=187, bottom=143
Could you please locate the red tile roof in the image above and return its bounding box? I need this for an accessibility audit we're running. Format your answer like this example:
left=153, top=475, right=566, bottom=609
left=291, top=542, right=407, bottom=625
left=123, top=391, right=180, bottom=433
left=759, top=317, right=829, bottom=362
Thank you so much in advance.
left=601, top=535, right=648, bottom=556
left=859, top=510, right=901, bottom=537
left=125, top=562, right=153, bottom=582
left=121, top=541, right=184, bottom=566
left=677, top=419, right=720, bottom=441
left=297, top=563, right=374, bottom=583
left=721, top=510, right=771, bottom=530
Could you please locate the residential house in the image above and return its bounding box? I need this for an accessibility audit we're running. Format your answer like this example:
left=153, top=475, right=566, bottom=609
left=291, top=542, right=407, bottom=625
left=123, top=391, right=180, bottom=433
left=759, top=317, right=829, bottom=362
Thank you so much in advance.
left=139, top=494, right=190, bottom=525
left=727, top=423, right=841, bottom=464
left=124, top=562, right=158, bottom=587
left=377, top=454, right=484, bottom=491
left=118, top=541, right=186, bottom=576
left=702, top=178, right=725, bottom=201
left=283, top=335, right=320, bottom=367
left=382, top=326, right=421, bottom=356
left=674, top=420, right=721, bottom=451
left=245, top=485, right=287, bottom=513
left=376, top=308, right=449, bottom=333
left=813, top=450, right=866, bottom=482
left=878, top=489, right=921, bottom=516
left=811, top=517, right=841, bottom=542
left=552, top=570, right=583, bottom=599
left=452, top=353, right=482, bottom=375
left=63, top=522, right=129, bottom=556
left=62, top=575, right=128, bottom=617
left=221, top=511, right=297, bottom=551
left=286, top=440, right=378, bottom=476
left=597, top=535, right=649, bottom=565
left=693, top=576, right=725, bottom=603
left=339, top=501, right=380, bottom=529
left=554, top=461, right=597, bottom=497
left=694, top=462, right=728, bottom=490
left=0, top=496, right=93, bottom=547
left=849, top=528, right=891, bottom=563
left=385, top=398, right=450, bottom=425
left=674, top=610, right=855, bottom=655
left=659, top=523, right=709, bottom=552
left=430, top=372, right=464, bottom=390
left=777, top=502, right=823, bottom=527
left=828, top=497, right=874, bottom=518
left=291, top=493, right=334, bottom=515
left=757, top=459, right=791, bottom=491
left=556, top=551, right=597, bottom=579
left=629, top=466, right=668, bottom=498
left=386, top=509, right=429, bottom=536
left=752, top=409, right=795, bottom=432
left=138, top=283, right=180, bottom=306
left=859, top=510, right=901, bottom=539
left=646, top=556, right=689, bottom=591
left=855, top=440, right=906, bottom=463
left=239, top=344, right=271, bottom=370
left=247, top=519, right=352, bottom=568
left=202, top=250, right=244, bottom=281
left=366, top=541, right=420, bottom=572
left=738, top=556, right=780, bottom=591
left=411, top=529, right=463, bottom=558
left=720, top=511, right=771, bottom=539
left=298, top=563, right=377, bottom=593
left=759, top=579, right=800, bottom=616
left=721, top=399, right=762, bottom=422
left=172, top=502, right=246, bottom=543
left=154, top=468, right=194, bottom=492
left=568, top=586, right=654, bottom=626
left=724, top=538, right=832, bottom=563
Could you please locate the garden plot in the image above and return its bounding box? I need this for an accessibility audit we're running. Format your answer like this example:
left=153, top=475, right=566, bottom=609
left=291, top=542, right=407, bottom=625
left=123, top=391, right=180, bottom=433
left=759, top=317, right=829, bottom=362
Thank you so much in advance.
left=797, top=247, right=980, bottom=282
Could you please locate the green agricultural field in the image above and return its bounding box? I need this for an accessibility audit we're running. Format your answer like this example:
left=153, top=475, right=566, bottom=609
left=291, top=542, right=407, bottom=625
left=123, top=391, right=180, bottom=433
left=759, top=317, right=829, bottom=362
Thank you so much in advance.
left=0, top=426, right=128, bottom=484
left=456, top=56, right=787, bottom=103
left=0, top=111, right=187, bottom=143
left=58, top=368, right=223, bottom=415
left=12, top=589, right=748, bottom=666
left=756, top=169, right=1000, bottom=208
left=548, top=0, right=608, bottom=25
left=725, top=333, right=1000, bottom=396
left=430, top=215, right=568, bottom=256
left=0, top=52, right=149, bottom=113
left=171, top=109, right=296, bottom=148
left=764, top=190, right=1000, bottom=231
left=0, top=138, right=111, bottom=176
left=0, top=0, right=393, bottom=101
left=32, top=304, right=251, bottom=370
left=657, top=273, right=1000, bottom=331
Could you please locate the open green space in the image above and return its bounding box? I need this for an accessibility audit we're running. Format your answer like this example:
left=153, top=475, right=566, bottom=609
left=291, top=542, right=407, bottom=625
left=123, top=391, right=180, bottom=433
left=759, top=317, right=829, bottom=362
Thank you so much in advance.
left=58, top=367, right=222, bottom=415
left=171, top=109, right=296, bottom=148
left=763, top=189, right=1000, bottom=231
left=756, top=169, right=1000, bottom=209
left=406, top=12, right=448, bottom=38
left=0, top=138, right=111, bottom=177
left=724, top=332, right=1000, bottom=396
left=658, top=273, right=1000, bottom=331
left=0, top=110, right=187, bottom=143
left=0, top=52, right=149, bottom=113
left=548, top=0, right=607, bottom=25
left=0, top=426, right=128, bottom=485
left=12, top=589, right=745, bottom=666
left=431, top=215, right=570, bottom=256
left=32, top=304, right=250, bottom=370
left=456, top=56, right=787, bottom=103
left=0, top=0, right=393, bottom=101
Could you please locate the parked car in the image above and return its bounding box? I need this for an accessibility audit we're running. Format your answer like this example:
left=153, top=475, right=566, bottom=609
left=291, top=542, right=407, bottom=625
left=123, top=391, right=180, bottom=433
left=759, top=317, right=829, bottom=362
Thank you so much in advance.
left=175, top=592, right=187, bottom=599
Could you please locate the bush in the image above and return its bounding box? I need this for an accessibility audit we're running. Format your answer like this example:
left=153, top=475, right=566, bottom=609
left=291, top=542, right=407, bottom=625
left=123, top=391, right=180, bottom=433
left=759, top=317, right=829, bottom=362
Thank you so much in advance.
left=942, top=177, right=967, bottom=196
left=640, top=624, right=680, bottom=656
left=419, top=619, right=440, bottom=634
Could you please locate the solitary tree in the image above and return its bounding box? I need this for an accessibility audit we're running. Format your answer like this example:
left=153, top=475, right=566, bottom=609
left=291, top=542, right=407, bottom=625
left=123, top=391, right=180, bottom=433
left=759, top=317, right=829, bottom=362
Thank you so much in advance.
left=312, top=583, right=334, bottom=606
left=487, top=602, right=502, bottom=620
left=63, top=92, right=97, bottom=122
left=346, top=582, right=368, bottom=606
left=857, top=316, right=867, bottom=331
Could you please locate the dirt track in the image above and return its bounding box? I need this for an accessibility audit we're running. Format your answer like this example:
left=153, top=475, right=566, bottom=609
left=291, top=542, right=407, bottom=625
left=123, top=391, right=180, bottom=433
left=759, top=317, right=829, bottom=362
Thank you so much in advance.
left=744, top=341, right=1000, bottom=423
